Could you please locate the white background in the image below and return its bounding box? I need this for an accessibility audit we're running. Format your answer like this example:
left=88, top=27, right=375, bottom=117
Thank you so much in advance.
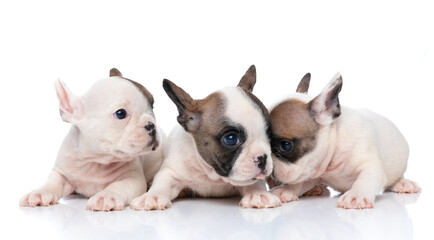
left=1, top=1, right=433, bottom=239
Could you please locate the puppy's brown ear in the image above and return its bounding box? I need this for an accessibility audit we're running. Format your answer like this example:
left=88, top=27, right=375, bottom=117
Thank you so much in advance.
left=109, top=68, right=123, bottom=77
left=308, top=73, right=343, bottom=125
left=238, top=65, right=256, bottom=92
left=296, top=73, right=311, bottom=93
left=163, top=79, right=200, bottom=132
left=54, top=80, right=83, bottom=123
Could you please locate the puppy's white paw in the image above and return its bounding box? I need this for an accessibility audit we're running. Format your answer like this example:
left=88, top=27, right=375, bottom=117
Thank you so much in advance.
left=240, top=191, right=282, bottom=209
left=20, top=190, right=58, bottom=207
left=86, top=194, right=124, bottom=211
left=130, top=194, right=172, bottom=211
left=337, top=190, right=374, bottom=209
left=392, top=179, right=421, bottom=194
left=270, top=187, right=298, bottom=203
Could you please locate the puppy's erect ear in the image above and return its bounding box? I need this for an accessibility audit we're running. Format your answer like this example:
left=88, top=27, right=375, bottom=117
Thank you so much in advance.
left=109, top=68, right=123, bottom=77
left=54, top=80, right=83, bottom=123
left=237, top=65, right=256, bottom=92
left=296, top=73, right=311, bottom=93
left=308, top=73, right=343, bottom=125
left=163, top=79, right=200, bottom=132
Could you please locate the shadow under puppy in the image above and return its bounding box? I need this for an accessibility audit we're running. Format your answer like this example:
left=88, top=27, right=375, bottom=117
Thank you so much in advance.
left=20, top=68, right=166, bottom=211
left=269, top=73, right=420, bottom=209
left=130, top=65, right=281, bottom=210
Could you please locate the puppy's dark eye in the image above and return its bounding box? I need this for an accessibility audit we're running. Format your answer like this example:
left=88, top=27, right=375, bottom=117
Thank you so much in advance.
left=222, top=132, right=240, bottom=147
left=280, top=140, right=293, bottom=152
left=114, top=109, right=127, bottom=119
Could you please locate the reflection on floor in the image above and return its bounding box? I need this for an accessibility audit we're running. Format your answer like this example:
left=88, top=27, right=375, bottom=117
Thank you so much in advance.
left=17, top=191, right=420, bottom=240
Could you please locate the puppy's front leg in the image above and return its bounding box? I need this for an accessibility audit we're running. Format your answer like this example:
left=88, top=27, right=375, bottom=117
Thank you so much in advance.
left=130, top=167, right=183, bottom=211
left=337, top=163, right=386, bottom=209
left=239, top=180, right=281, bottom=208
left=20, top=170, right=74, bottom=207
left=86, top=173, right=147, bottom=211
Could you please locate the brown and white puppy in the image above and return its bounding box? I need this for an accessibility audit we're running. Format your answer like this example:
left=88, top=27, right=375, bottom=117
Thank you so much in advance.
left=20, top=68, right=165, bottom=211
left=130, top=65, right=281, bottom=210
left=269, top=73, right=420, bottom=209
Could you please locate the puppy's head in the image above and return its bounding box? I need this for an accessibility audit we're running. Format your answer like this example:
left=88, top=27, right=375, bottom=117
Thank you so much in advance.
left=270, top=73, right=343, bottom=184
left=54, top=68, right=160, bottom=157
left=163, top=65, right=272, bottom=186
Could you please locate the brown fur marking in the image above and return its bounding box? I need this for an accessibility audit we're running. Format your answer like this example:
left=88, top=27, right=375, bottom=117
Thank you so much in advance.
left=190, top=92, right=244, bottom=176
left=108, top=68, right=154, bottom=108
left=270, top=99, right=319, bottom=163
left=123, top=77, right=155, bottom=108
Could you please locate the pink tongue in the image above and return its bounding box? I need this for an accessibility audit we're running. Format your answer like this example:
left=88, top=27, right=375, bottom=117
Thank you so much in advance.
left=255, top=173, right=265, bottom=180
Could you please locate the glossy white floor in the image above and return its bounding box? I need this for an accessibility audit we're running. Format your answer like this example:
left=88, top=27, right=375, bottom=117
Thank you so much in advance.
left=7, top=189, right=430, bottom=240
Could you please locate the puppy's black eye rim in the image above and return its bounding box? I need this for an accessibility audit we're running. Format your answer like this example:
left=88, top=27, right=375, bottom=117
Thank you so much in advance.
left=279, top=140, right=293, bottom=152
left=114, top=109, right=128, bottom=119
left=221, top=132, right=240, bottom=147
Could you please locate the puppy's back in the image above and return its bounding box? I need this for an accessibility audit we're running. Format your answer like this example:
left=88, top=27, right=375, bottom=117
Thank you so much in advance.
left=341, top=107, right=409, bottom=184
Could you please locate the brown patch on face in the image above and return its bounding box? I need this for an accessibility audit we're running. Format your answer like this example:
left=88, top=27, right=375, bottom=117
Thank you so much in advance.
left=270, top=99, right=319, bottom=163
left=189, top=92, right=248, bottom=177
left=163, top=79, right=254, bottom=178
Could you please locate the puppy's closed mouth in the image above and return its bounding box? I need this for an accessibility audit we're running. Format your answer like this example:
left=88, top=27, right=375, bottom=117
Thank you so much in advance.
left=252, top=169, right=270, bottom=180
left=147, top=140, right=159, bottom=151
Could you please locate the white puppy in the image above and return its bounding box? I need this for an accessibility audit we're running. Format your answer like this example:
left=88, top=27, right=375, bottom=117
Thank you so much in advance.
left=269, top=73, right=420, bottom=209
left=130, top=65, right=281, bottom=210
left=20, top=68, right=165, bottom=211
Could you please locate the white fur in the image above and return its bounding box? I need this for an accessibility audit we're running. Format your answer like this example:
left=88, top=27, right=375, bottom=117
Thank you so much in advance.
left=271, top=77, right=420, bottom=209
left=130, top=87, right=281, bottom=210
left=20, top=75, right=166, bottom=211
left=221, top=87, right=273, bottom=182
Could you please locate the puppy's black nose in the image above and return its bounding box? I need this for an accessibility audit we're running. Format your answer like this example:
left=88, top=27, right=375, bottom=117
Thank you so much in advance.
left=257, top=154, right=267, bottom=170
left=145, top=122, right=155, bottom=131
